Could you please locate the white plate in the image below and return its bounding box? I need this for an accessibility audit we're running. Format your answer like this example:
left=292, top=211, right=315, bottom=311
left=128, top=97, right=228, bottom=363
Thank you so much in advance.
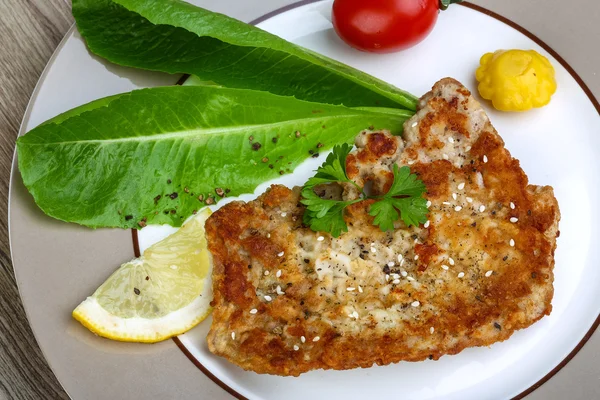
left=11, top=1, right=600, bottom=399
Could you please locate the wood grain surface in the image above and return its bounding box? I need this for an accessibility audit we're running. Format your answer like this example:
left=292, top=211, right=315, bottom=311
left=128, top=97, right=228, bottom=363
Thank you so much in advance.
left=0, top=1, right=598, bottom=400
left=0, top=1, right=72, bottom=398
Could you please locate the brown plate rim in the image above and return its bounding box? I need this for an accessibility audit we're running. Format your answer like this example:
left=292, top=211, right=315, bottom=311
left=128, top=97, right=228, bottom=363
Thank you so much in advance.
left=129, top=1, right=600, bottom=399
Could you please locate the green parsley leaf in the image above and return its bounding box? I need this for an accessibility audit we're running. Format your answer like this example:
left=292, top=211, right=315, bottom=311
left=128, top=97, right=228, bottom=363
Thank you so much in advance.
left=301, top=145, right=428, bottom=237
left=300, top=186, right=359, bottom=238
left=369, top=164, right=428, bottom=231
left=304, top=143, right=354, bottom=189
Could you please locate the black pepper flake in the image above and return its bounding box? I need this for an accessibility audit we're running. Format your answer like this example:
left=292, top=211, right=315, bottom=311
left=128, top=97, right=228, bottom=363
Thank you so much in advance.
left=154, top=195, right=162, bottom=204
left=531, top=272, right=537, bottom=279
left=138, top=218, right=147, bottom=228
left=279, top=170, right=284, bottom=175
left=428, top=355, right=434, bottom=360
left=316, top=142, right=324, bottom=148
left=169, top=192, right=178, bottom=199
left=368, top=125, right=374, bottom=130
left=272, top=137, right=278, bottom=143
left=225, top=188, right=230, bottom=194
left=304, top=259, right=310, bottom=264
left=125, top=215, right=133, bottom=221
left=163, top=210, right=169, bottom=215
left=527, top=209, right=532, bottom=216
left=198, top=194, right=204, bottom=202
left=494, top=322, right=502, bottom=330
left=248, top=265, right=252, bottom=269
left=503, top=255, right=508, bottom=261
left=170, top=209, right=177, bottom=215
left=192, top=210, right=197, bottom=215
left=215, top=188, right=225, bottom=197
left=268, top=164, right=274, bottom=169
left=359, top=254, right=365, bottom=260
left=471, top=222, right=477, bottom=227
left=252, top=142, right=262, bottom=151
left=308, top=149, right=314, bottom=155
left=311, top=153, right=319, bottom=158
left=134, top=288, right=140, bottom=295
left=383, top=265, right=391, bottom=274
left=205, top=197, right=215, bottom=205
left=300, top=300, right=305, bottom=305
left=167, top=179, right=172, bottom=184
left=145, top=276, right=150, bottom=281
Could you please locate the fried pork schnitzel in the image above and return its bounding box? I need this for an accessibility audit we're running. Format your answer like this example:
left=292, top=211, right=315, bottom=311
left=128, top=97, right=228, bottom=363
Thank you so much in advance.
left=205, top=78, right=560, bottom=376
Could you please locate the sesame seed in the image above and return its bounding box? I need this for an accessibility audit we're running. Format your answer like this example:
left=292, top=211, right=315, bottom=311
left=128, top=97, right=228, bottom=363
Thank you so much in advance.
left=250, top=309, right=258, bottom=314
left=414, top=255, right=419, bottom=260
left=510, top=217, right=518, bottom=223
left=317, top=236, right=324, bottom=241
left=264, top=270, right=270, bottom=276
left=301, top=336, right=306, bottom=343
left=426, top=200, right=432, bottom=208
left=466, top=145, right=472, bottom=151
left=411, top=122, right=418, bottom=128
left=358, top=286, right=363, bottom=293
left=424, top=220, right=430, bottom=228
left=385, top=274, right=390, bottom=282
left=458, top=182, right=465, bottom=190
left=458, top=272, right=465, bottom=278
left=277, top=251, right=285, bottom=257
left=267, top=233, right=271, bottom=238
left=430, top=327, right=435, bottom=334
left=387, top=261, right=395, bottom=267
left=347, top=287, right=356, bottom=292
left=397, top=254, right=403, bottom=262
left=479, top=205, right=486, bottom=212
left=313, top=336, right=320, bottom=342
left=510, top=202, right=516, bottom=209
left=276, top=270, right=282, bottom=278
left=170, top=265, right=178, bottom=270
left=466, top=197, right=473, bottom=203
left=441, top=265, right=449, bottom=270
left=281, top=212, right=287, bottom=217
left=448, top=137, right=455, bottom=144
left=400, top=259, right=405, bottom=266
left=483, top=155, right=488, bottom=163
left=264, top=295, right=272, bottom=301
left=276, top=285, right=285, bottom=295
left=401, top=270, right=408, bottom=277
left=411, top=301, right=420, bottom=307
left=293, top=345, right=299, bottom=351
left=371, top=247, right=377, bottom=253
left=455, top=206, right=462, bottom=212
left=392, top=279, right=400, bottom=284
left=485, top=270, right=493, bottom=277
left=443, top=153, right=449, bottom=160
left=352, top=311, right=359, bottom=319
left=443, top=201, right=451, bottom=205
left=408, top=160, right=415, bottom=165
left=510, top=239, right=515, bottom=247
left=449, top=257, right=455, bottom=266
left=407, top=276, right=415, bottom=281
left=452, top=193, right=458, bottom=200
left=231, top=332, right=236, bottom=340
left=391, top=273, right=400, bottom=279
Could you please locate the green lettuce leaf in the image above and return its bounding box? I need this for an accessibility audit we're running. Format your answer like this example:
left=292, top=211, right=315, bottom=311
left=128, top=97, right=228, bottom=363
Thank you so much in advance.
left=72, top=0, right=417, bottom=110
left=17, top=85, right=410, bottom=229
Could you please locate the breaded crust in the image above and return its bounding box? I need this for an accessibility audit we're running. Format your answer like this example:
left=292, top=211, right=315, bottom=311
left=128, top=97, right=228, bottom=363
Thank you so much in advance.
left=205, top=78, right=560, bottom=376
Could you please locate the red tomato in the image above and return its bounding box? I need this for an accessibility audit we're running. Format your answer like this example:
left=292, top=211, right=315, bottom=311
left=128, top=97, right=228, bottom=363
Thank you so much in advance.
left=332, top=0, right=440, bottom=53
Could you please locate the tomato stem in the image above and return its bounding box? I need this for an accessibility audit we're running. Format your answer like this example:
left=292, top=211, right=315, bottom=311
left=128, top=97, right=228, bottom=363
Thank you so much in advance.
left=439, top=0, right=463, bottom=10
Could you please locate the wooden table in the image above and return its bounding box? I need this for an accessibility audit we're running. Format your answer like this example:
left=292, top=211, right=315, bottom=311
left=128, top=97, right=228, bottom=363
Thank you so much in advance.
left=0, top=0, right=598, bottom=399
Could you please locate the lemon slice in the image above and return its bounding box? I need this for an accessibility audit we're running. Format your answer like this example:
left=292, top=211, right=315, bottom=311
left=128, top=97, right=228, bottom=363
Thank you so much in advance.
left=73, top=209, right=213, bottom=343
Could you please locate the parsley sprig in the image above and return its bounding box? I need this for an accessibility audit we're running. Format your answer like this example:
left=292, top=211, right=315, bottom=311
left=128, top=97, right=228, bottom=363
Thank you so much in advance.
left=300, top=144, right=428, bottom=237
